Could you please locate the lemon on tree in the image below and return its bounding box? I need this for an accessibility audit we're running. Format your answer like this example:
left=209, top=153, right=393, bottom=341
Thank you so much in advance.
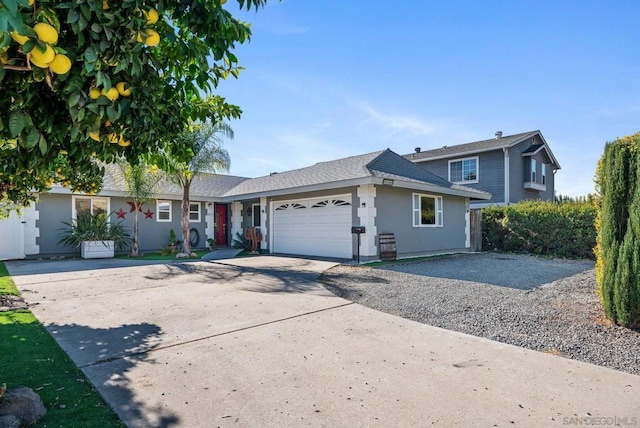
left=116, top=82, right=131, bottom=97
left=49, top=54, right=71, bottom=75
left=145, top=8, right=159, bottom=25
left=30, top=44, right=55, bottom=68
left=33, top=22, right=58, bottom=45
left=144, top=29, right=160, bottom=47
left=108, top=133, right=119, bottom=144
left=11, top=31, right=29, bottom=45
left=89, top=87, right=101, bottom=99
left=101, top=87, right=119, bottom=101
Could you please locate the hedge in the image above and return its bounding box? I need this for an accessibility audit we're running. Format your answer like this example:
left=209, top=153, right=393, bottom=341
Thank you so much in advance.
left=482, top=200, right=597, bottom=259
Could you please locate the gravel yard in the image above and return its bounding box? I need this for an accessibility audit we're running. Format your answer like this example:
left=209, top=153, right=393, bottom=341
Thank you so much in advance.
left=322, top=253, right=640, bottom=375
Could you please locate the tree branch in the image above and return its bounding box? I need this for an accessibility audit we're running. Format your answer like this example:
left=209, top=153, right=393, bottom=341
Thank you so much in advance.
left=2, top=64, right=32, bottom=72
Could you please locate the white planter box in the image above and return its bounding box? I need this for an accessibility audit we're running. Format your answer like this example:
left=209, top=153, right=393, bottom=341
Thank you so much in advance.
left=81, top=241, right=115, bottom=259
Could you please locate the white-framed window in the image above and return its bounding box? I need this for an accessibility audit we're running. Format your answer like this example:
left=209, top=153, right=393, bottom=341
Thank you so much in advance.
left=189, top=202, right=201, bottom=222
left=541, top=163, right=547, bottom=185
left=157, top=200, right=172, bottom=222
left=412, top=193, right=443, bottom=227
left=72, top=196, right=109, bottom=219
left=531, top=159, right=537, bottom=183
left=448, top=156, right=479, bottom=183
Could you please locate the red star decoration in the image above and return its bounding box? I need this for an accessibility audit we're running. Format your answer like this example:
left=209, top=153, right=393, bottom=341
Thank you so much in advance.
left=116, top=208, right=127, bottom=219
left=144, top=209, right=154, bottom=219
left=127, top=201, right=143, bottom=212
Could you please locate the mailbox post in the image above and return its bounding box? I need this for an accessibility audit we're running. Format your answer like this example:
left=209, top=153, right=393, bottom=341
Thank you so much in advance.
left=351, top=226, right=366, bottom=263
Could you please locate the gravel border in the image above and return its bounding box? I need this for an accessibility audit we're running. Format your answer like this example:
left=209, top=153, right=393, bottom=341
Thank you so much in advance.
left=321, top=253, right=640, bottom=376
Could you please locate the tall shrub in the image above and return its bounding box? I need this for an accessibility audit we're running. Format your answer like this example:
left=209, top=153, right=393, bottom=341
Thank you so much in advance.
left=595, top=132, right=640, bottom=326
left=482, top=200, right=597, bottom=259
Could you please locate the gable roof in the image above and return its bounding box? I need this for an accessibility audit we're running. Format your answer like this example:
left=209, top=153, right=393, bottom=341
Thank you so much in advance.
left=54, top=163, right=249, bottom=200
left=405, top=130, right=561, bottom=169
left=222, top=149, right=490, bottom=200
left=49, top=149, right=490, bottom=201
left=221, top=151, right=383, bottom=197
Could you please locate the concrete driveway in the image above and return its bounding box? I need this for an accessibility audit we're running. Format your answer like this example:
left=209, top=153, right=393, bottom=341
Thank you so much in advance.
left=7, top=256, right=640, bottom=427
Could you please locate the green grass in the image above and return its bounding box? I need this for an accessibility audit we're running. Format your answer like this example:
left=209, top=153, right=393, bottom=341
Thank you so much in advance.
left=115, top=249, right=210, bottom=261
left=0, top=263, right=20, bottom=296
left=0, top=263, right=125, bottom=428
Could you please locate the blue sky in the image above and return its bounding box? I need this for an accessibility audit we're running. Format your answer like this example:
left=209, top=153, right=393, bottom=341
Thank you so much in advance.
left=216, top=0, right=640, bottom=197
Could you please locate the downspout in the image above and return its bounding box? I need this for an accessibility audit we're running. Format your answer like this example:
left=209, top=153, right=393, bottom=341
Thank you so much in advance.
left=503, top=147, right=510, bottom=205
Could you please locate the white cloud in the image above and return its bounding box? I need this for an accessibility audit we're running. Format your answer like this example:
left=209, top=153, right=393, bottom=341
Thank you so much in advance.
left=351, top=100, right=437, bottom=137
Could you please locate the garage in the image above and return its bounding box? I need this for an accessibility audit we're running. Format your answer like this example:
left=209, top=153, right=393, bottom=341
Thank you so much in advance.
left=272, top=195, right=353, bottom=259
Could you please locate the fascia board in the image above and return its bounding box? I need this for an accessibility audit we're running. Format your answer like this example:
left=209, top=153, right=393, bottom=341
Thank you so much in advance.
left=218, top=177, right=375, bottom=202
left=386, top=180, right=492, bottom=200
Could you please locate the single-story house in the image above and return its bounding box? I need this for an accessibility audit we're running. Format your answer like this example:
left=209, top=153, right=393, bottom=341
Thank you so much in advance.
left=0, top=149, right=490, bottom=261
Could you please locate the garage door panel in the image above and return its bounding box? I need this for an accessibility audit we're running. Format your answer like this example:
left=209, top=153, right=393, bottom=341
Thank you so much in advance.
left=272, top=196, right=353, bottom=259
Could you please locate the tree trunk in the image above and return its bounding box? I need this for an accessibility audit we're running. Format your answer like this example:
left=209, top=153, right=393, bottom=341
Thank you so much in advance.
left=181, top=181, right=191, bottom=254
left=131, top=206, right=140, bottom=257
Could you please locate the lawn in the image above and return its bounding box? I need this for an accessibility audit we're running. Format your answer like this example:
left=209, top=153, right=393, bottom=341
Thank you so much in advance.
left=0, top=263, right=124, bottom=428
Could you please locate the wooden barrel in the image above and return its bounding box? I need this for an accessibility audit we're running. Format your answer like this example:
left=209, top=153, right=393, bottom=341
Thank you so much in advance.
left=378, top=233, right=397, bottom=261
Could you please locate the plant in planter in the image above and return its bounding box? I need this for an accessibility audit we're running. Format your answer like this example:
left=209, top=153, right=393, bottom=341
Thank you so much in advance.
left=207, top=238, right=216, bottom=250
left=159, top=229, right=182, bottom=256
left=58, top=212, right=131, bottom=259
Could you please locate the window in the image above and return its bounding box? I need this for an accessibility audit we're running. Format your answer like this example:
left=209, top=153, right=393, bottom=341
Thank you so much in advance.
left=531, top=159, right=537, bottom=183
left=412, top=193, right=443, bottom=227
left=189, top=203, right=201, bottom=222
left=541, top=163, right=547, bottom=185
left=73, top=196, right=108, bottom=219
left=252, top=203, right=261, bottom=227
left=449, top=157, right=478, bottom=183
left=157, top=200, right=171, bottom=222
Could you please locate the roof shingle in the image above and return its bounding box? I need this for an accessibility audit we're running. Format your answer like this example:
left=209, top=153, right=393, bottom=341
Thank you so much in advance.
left=406, top=130, right=539, bottom=161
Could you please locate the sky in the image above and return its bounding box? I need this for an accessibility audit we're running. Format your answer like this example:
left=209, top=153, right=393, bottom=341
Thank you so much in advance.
left=214, top=0, right=640, bottom=197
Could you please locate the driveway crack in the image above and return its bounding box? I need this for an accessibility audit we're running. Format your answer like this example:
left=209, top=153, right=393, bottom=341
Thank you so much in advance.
left=79, top=301, right=355, bottom=369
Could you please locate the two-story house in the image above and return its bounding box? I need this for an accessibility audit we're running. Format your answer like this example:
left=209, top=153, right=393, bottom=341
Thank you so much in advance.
left=405, top=130, right=561, bottom=207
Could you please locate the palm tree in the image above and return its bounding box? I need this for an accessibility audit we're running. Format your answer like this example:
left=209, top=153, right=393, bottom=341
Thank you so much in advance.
left=118, top=159, right=163, bottom=256
left=164, top=121, right=232, bottom=255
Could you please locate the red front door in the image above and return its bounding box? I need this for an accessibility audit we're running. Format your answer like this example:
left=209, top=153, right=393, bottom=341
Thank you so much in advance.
left=214, top=204, right=228, bottom=246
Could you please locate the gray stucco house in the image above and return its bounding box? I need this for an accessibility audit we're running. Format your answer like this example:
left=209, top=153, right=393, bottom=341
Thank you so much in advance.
left=405, top=130, right=561, bottom=207
left=0, top=149, right=490, bottom=261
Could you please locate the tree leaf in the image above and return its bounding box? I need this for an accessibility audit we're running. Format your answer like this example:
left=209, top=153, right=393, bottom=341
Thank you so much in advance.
left=8, top=111, right=26, bottom=138
left=66, top=8, right=80, bottom=24
left=68, top=92, right=81, bottom=108
left=84, top=46, right=97, bottom=62
left=38, top=134, right=47, bottom=155
left=26, top=128, right=40, bottom=149
left=106, top=105, right=118, bottom=122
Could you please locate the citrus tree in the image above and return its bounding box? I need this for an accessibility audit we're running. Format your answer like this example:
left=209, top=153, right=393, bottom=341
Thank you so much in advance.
left=0, top=0, right=266, bottom=209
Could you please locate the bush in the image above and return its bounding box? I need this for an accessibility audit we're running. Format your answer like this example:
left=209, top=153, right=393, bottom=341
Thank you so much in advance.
left=482, top=200, right=597, bottom=259
left=595, top=132, right=640, bottom=327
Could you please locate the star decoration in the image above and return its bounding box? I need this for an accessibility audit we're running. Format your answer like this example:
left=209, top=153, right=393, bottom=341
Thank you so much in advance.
left=127, top=201, right=143, bottom=212
left=144, top=209, right=154, bottom=219
left=116, top=208, right=127, bottom=219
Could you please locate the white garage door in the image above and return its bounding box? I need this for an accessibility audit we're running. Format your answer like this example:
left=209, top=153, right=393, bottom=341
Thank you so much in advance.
left=272, top=195, right=353, bottom=259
